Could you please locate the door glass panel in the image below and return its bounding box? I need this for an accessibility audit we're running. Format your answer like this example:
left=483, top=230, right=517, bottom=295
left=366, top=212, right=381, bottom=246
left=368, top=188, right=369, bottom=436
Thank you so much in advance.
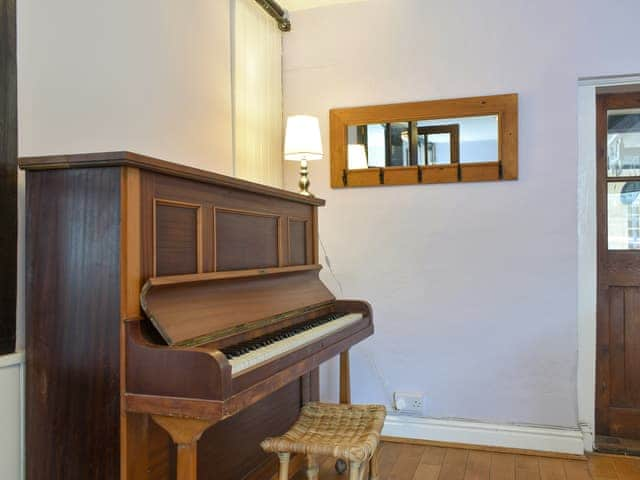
left=608, top=181, right=640, bottom=249
left=607, top=108, right=640, bottom=177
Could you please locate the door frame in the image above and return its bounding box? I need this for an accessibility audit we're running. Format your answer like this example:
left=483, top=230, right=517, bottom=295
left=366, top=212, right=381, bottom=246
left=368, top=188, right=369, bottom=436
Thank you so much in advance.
left=577, top=74, right=640, bottom=452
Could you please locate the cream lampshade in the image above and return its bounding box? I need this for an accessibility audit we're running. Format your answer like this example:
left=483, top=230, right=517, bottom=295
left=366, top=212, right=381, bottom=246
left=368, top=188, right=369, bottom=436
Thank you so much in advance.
left=284, top=115, right=323, bottom=196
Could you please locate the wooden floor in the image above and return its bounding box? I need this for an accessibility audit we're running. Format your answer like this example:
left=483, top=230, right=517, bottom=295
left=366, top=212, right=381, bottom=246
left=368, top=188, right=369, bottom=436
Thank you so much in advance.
left=292, top=442, right=640, bottom=480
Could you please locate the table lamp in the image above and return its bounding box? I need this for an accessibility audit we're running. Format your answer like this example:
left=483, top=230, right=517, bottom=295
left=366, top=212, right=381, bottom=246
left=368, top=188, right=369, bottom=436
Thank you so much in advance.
left=284, top=115, right=323, bottom=196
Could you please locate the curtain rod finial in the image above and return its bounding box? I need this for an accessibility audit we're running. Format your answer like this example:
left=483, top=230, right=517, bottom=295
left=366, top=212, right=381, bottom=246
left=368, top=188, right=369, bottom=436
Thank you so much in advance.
left=279, top=18, right=292, bottom=32
left=255, top=0, right=291, bottom=32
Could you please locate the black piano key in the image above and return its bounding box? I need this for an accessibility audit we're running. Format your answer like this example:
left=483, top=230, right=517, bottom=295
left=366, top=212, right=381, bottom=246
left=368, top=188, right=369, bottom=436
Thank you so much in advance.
left=222, top=312, right=349, bottom=358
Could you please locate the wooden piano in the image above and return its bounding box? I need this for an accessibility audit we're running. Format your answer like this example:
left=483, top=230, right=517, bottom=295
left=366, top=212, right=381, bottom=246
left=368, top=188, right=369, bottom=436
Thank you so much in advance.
left=20, top=152, right=373, bottom=480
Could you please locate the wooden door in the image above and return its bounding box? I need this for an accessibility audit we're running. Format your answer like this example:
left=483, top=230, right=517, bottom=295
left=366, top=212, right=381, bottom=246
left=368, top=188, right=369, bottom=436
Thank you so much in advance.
left=596, top=92, right=640, bottom=442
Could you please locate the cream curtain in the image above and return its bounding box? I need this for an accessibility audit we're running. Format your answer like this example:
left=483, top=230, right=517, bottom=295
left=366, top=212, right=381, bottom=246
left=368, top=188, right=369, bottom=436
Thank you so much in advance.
left=233, top=0, right=283, bottom=187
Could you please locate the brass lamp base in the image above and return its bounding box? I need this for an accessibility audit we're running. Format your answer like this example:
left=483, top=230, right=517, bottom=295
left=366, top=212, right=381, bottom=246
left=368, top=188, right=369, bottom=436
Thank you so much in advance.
left=298, top=159, right=314, bottom=197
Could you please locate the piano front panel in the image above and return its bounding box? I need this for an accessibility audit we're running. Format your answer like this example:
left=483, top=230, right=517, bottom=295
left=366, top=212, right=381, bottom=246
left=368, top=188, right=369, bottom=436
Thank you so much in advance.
left=288, top=218, right=308, bottom=265
left=141, top=170, right=317, bottom=277
left=197, top=378, right=305, bottom=480
left=154, top=199, right=202, bottom=276
left=215, top=208, right=280, bottom=271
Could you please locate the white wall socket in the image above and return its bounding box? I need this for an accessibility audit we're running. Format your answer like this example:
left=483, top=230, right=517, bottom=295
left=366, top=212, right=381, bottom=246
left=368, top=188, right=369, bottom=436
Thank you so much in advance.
left=393, top=392, right=425, bottom=415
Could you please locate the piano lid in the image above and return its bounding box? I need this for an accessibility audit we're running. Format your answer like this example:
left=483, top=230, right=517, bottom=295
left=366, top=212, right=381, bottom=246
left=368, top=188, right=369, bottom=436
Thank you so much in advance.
left=140, top=265, right=335, bottom=347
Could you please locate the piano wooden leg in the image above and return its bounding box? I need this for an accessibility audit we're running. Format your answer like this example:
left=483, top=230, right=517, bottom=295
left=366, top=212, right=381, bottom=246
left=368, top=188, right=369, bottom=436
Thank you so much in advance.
left=340, top=350, right=351, bottom=404
left=151, top=415, right=214, bottom=480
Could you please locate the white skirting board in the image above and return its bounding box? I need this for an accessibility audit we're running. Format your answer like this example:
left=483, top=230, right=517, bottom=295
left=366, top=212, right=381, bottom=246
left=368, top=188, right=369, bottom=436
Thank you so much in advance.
left=0, top=351, right=25, bottom=480
left=382, top=414, right=585, bottom=455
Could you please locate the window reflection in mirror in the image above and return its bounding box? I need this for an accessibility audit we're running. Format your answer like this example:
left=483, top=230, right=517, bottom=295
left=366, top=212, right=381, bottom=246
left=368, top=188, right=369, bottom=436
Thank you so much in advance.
left=346, top=115, right=498, bottom=169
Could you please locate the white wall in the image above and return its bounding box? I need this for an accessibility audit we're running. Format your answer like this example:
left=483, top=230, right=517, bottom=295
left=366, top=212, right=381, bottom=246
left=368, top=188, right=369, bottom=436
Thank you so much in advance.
left=283, top=0, right=640, bottom=430
left=18, top=0, right=233, bottom=168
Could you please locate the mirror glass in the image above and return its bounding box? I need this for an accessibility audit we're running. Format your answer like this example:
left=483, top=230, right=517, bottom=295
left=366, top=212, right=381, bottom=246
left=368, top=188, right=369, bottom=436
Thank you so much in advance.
left=346, top=114, right=499, bottom=169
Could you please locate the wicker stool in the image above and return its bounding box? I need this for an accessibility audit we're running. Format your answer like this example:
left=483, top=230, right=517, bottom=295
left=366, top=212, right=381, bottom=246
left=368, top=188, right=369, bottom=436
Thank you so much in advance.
left=261, top=402, right=386, bottom=480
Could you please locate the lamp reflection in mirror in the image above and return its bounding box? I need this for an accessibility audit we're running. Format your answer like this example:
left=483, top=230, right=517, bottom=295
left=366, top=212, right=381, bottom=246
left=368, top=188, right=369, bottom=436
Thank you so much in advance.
left=348, top=144, right=368, bottom=169
left=284, top=115, right=323, bottom=196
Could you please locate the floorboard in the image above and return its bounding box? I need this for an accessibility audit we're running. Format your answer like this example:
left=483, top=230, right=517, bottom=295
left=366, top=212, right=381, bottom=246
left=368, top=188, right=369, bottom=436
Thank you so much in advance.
left=290, top=442, right=640, bottom=480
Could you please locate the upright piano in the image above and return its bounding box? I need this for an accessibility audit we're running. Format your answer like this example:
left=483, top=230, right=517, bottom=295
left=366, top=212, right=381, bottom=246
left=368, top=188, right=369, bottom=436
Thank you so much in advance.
left=21, top=152, right=373, bottom=480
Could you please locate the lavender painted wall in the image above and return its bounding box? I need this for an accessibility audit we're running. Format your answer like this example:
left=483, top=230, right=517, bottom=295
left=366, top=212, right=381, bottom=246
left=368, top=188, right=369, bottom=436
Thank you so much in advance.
left=283, top=0, right=640, bottom=428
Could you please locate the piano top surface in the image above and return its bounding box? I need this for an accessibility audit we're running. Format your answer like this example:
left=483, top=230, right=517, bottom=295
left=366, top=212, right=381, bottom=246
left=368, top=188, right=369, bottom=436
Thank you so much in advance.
left=18, top=150, right=325, bottom=206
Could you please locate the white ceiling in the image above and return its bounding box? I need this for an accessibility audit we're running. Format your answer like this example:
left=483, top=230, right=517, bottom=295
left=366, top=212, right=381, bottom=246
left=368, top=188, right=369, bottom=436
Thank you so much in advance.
left=280, top=0, right=367, bottom=12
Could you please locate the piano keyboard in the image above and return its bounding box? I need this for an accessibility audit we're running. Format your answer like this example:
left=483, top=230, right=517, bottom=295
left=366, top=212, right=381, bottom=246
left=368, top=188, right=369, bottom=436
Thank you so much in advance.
left=223, top=312, right=363, bottom=374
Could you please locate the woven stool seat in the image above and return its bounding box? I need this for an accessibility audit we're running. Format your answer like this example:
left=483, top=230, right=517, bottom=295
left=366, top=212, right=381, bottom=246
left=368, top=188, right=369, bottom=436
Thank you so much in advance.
left=261, top=402, right=386, bottom=480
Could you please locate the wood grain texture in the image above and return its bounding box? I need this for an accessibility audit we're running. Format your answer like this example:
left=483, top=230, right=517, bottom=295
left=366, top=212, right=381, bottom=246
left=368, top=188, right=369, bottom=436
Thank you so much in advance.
left=141, top=269, right=335, bottom=346
left=340, top=350, right=351, bottom=404
left=288, top=219, right=307, bottom=266
left=0, top=0, right=16, bottom=354
left=460, top=162, right=501, bottom=182
left=125, top=321, right=231, bottom=400
left=19, top=151, right=324, bottom=206
left=120, top=167, right=144, bottom=480
left=215, top=209, right=279, bottom=271
left=291, top=442, right=629, bottom=480
left=155, top=201, right=200, bottom=276
left=151, top=416, right=215, bottom=480
left=422, top=164, right=459, bottom=184
left=384, top=166, right=421, bottom=185
left=198, top=380, right=303, bottom=480
left=139, top=170, right=315, bottom=278
left=382, top=436, right=586, bottom=461
left=25, top=168, right=122, bottom=479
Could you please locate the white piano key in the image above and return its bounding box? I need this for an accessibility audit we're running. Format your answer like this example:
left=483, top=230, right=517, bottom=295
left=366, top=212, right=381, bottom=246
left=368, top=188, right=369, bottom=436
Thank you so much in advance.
left=228, top=313, right=363, bottom=374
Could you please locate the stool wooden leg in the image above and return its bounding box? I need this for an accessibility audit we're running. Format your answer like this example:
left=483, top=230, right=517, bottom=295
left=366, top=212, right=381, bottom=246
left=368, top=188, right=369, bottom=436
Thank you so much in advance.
left=306, top=454, right=319, bottom=480
left=349, top=461, right=362, bottom=480
left=369, top=449, right=380, bottom=480
left=278, top=453, right=290, bottom=480
left=340, top=350, right=351, bottom=404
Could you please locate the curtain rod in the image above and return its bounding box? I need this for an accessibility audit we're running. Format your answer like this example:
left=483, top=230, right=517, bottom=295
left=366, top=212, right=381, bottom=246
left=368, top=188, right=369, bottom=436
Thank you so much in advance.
left=254, top=0, right=291, bottom=32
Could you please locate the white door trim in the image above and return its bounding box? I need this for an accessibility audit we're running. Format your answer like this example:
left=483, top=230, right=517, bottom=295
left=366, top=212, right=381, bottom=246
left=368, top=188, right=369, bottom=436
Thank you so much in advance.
left=576, top=73, right=640, bottom=453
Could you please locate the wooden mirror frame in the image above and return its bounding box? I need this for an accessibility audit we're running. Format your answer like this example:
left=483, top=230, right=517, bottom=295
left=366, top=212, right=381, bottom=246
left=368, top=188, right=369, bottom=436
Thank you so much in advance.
left=329, top=93, right=518, bottom=188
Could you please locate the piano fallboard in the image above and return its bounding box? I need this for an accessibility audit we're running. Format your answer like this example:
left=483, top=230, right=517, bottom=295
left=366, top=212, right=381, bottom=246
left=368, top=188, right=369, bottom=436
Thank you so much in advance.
left=140, top=265, right=335, bottom=347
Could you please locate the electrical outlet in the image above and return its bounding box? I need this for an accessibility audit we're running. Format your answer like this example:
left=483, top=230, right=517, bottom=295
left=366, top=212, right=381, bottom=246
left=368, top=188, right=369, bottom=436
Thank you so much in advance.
left=393, top=392, right=425, bottom=415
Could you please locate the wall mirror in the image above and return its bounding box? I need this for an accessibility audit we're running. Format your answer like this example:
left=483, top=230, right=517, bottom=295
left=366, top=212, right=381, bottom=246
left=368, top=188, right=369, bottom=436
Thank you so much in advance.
left=330, top=94, right=518, bottom=188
